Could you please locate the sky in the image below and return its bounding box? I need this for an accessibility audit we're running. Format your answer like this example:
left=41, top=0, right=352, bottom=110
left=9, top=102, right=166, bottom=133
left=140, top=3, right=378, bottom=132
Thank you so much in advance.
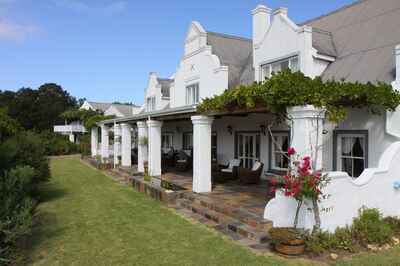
left=0, top=0, right=356, bottom=105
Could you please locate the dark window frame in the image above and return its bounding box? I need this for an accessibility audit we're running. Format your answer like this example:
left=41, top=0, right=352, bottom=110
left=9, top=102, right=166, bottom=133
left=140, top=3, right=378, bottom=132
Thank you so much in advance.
left=333, top=130, right=369, bottom=177
left=268, top=130, right=291, bottom=175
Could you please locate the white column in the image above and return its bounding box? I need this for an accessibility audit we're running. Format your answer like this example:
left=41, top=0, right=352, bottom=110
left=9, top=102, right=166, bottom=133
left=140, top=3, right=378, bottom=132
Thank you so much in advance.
left=69, top=133, right=75, bottom=143
left=113, top=124, right=121, bottom=166
left=147, top=120, right=163, bottom=177
left=101, top=124, right=110, bottom=160
left=287, top=105, right=325, bottom=170
left=121, top=123, right=132, bottom=167
left=137, top=121, right=148, bottom=173
left=91, top=127, right=98, bottom=156
left=191, top=115, right=214, bottom=193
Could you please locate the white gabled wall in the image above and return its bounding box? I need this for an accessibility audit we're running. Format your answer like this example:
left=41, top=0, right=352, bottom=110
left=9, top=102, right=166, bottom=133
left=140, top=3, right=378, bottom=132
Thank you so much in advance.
left=144, top=73, right=170, bottom=111
left=253, top=7, right=329, bottom=81
left=170, top=21, right=229, bottom=108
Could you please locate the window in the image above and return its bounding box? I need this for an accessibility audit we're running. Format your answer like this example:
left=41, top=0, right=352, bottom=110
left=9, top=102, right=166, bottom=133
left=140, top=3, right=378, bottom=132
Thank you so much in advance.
left=162, top=133, right=174, bottom=153
left=185, top=83, right=199, bottom=105
left=212, top=132, right=217, bottom=161
left=269, top=131, right=290, bottom=172
left=236, top=132, right=261, bottom=169
left=182, top=132, right=193, bottom=151
left=334, top=131, right=368, bottom=178
left=146, top=96, right=156, bottom=111
left=261, top=56, right=299, bottom=81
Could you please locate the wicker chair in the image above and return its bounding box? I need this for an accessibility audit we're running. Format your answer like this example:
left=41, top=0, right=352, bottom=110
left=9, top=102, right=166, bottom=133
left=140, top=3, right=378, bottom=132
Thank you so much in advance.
left=238, top=161, right=264, bottom=184
left=213, top=159, right=242, bottom=183
left=175, top=150, right=191, bottom=172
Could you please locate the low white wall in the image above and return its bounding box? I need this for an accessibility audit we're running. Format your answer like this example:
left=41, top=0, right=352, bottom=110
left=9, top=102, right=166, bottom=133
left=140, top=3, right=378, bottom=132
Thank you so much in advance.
left=264, top=142, right=400, bottom=232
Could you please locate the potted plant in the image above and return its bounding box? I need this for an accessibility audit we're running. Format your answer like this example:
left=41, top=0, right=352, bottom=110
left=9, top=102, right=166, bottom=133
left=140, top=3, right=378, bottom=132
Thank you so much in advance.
left=269, top=227, right=305, bottom=256
left=269, top=147, right=331, bottom=255
left=139, top=136, right=148, bottom=146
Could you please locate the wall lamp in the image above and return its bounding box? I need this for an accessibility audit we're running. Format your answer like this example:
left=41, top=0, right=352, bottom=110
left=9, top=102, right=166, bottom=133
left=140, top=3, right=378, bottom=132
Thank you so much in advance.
left=260, top=125, right=266, bottom=136
left=227, top=125, right=233, bottom=135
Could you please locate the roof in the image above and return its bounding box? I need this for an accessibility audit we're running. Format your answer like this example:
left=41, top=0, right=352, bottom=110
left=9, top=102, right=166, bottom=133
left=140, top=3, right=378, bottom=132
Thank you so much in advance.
left=312, top=28, right=337, bottom=57
left=157, top=78, right=173, bottom=98
left=87, top=102, right=111, bottom=112
left=109, top=104, right=136, bottom=117
left=303, top=0, right=400, bottom=84
left=206, top=31, right=254, bottom=88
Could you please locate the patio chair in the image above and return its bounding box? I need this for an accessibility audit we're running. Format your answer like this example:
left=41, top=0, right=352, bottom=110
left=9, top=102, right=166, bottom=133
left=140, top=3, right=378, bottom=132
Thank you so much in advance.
left=162, top=148, right=176, bottom=169
left=238, top=161, right=264, bottom=185
left=214, top=159, right=242, bottom=183
left=175, top=150, right=191, bottom=172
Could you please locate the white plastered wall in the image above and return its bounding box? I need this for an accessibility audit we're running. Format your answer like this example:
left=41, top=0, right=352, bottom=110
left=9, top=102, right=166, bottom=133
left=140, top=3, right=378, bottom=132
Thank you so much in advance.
left=144, top=73, right=170, bottom=111
left=170, top=21, right=229, bottom=108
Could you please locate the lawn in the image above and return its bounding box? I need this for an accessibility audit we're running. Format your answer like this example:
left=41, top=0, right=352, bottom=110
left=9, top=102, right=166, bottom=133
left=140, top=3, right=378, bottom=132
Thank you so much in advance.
left=23, top=156, right=400, bottom=265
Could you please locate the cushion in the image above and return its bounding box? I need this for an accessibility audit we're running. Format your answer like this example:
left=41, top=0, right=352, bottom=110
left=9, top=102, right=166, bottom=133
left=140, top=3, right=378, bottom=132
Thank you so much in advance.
left=228, top=159, right=241, bottom=169
left=252, top=161, right=262, bottom=171
left=176, top=159, right=187, bottom=163
left=221, top=168, right=233, bottom=173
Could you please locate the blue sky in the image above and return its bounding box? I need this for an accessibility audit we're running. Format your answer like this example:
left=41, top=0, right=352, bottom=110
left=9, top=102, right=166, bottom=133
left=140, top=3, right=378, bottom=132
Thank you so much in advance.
left=0, top=0, right=355, bottom=105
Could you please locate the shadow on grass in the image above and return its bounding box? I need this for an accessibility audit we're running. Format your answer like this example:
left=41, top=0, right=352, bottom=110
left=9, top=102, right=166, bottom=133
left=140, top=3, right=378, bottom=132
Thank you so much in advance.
left=20, top=211, right=66, bottom=266
left=37, top=182, right=68, bottom=203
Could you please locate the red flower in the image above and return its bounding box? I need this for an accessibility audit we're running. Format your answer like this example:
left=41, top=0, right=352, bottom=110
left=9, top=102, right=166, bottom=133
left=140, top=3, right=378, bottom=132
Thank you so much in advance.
left=287, top=147, right=296, bottom=156
left=270, top=187, right=276, bottom=194
left=270, top=178, right=277, bottom=186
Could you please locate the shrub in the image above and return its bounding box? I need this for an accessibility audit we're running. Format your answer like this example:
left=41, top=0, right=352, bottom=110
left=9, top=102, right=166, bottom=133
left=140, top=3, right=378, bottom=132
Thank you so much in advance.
left=352, top=208, right=394, bottom=245
left=383, top=216, right=400, bottom=234
left=0, top=131, right=50, bottom=186
left=0, top=166, right=35, bottom=265
left=39, top=131, right=80, bottom=156
left=305, top=227, right=357, bottom=254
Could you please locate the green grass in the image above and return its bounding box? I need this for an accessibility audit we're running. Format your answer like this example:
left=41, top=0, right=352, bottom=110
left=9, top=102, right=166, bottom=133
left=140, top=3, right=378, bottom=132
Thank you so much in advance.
left=23, top=157, right=400, bottom=266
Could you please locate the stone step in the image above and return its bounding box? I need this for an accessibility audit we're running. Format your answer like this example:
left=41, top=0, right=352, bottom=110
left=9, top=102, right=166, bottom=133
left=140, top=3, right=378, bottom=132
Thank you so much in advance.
left=176, top=198, right=269, bottom=244
left=180, top=192, right=272, bottom=231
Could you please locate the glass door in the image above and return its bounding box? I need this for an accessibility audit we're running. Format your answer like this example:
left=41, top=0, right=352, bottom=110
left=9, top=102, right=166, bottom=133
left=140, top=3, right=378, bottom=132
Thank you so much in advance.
left=237, top=133, right=260, bottom=169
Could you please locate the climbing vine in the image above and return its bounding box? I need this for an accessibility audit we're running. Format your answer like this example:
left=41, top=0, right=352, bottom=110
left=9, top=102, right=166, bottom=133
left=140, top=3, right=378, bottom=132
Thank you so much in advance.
left=60, top=109, right=114, bottom=129
left=197, top=70, right=400, bottom=122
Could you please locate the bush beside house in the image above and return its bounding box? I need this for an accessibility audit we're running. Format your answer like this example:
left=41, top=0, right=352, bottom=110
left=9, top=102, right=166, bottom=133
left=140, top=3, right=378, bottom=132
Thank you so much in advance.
left=0, top=110, right=50, bottom=265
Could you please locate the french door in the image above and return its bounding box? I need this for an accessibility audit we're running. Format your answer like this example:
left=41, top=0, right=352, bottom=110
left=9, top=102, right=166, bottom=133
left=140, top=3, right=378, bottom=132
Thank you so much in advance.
left=237, top=133, right=260, bottom=169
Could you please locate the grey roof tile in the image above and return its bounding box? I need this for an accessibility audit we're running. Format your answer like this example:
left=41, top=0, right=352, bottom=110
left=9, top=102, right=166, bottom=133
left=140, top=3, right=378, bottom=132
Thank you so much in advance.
left=304, top=0, right=400, bottom=84
left=206, top=31, right=254, bottom=88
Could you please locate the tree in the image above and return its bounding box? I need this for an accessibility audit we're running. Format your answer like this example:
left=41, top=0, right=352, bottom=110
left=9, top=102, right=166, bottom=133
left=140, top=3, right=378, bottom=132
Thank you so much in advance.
left=0, top=83, right=78, bottom=131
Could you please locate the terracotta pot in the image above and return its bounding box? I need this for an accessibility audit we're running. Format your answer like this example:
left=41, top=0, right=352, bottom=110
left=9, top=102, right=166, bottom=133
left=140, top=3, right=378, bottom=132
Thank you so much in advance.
left=275, top=239, right=305, bottom=256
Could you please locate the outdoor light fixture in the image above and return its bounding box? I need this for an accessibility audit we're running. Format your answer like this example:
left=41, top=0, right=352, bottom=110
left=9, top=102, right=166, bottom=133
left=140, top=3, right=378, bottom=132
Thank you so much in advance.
left=227, top=125, right=233, bottom=135
left=322, top=129, right=329, bottom=135
left=260, top=125, right=266, bottom=135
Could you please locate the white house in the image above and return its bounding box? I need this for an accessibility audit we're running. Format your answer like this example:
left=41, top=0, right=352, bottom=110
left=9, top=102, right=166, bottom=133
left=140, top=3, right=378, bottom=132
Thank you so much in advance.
left=54, top=101, right=140, bottom=143
left=92, top=0, right=400, bottom=231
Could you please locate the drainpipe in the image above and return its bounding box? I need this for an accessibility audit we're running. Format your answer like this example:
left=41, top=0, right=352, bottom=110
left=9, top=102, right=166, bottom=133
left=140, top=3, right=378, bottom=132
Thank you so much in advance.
left=387, top=45, right=400, bottom=138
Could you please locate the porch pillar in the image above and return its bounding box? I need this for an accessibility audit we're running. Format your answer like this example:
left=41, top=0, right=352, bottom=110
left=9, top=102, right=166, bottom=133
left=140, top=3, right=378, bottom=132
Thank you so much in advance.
left=191, top=115, right=214, bottom=193
left=137, top=121, right=148, bottom=173
left=68, top=133, right=75, bottom=143
left=101, top=124, right=110, bottom=160
left=121, top=123, right=132, bottom=167
left=91, top=127, right=98, bottom=156
left=287, top=105, right=325, bottom=170
left=113, top=124, right=121, bottom=166
left=147, top=120, right=163, bottom=177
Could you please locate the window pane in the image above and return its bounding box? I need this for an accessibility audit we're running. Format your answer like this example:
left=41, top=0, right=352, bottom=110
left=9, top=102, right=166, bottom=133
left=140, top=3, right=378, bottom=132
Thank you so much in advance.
left=342, top=158, right=353, bottom=176
left=353, top=159, right=364, bottom=177
left=290, top=57, right=299, bottom=72
left=271, top=62, right=281, bottom=74
left=281, top=60, right=289, bottom=70
left=352, top=137, right=364, bottom=158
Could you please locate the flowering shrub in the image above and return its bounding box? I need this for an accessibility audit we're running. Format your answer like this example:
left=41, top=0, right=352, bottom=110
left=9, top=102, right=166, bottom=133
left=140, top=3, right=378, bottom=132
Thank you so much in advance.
left=270, top=148, right=331, bottom=232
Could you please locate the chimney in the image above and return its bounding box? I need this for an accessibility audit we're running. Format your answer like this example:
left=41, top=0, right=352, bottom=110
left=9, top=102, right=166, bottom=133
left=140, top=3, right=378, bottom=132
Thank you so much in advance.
left=252, top=4, right=272, bottom=46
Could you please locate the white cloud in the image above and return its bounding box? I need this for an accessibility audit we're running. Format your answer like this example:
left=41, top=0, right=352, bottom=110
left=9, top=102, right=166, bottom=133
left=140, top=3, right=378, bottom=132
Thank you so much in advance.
left=0, top=19, right=38, bottom=41
left=53, top=0, right=128, bottom=16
